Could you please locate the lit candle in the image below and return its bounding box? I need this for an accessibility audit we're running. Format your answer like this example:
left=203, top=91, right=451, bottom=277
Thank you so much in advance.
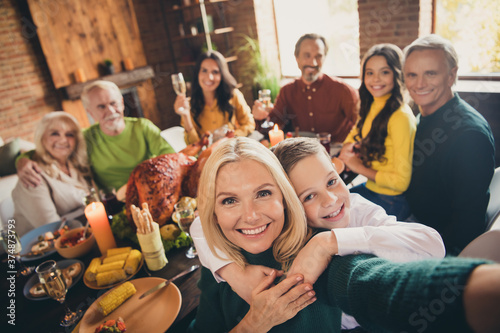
left=123, top=58, right=134, bottom=71
left=74, top=68, right=86, bottom=83
left=269, top=124, right=284, bottom=146
left=84, top=202, right=116, bottom=255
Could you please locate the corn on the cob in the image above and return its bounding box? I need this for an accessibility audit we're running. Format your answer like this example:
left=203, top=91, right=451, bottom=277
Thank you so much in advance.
left=97, top=281, right=136, bottom=315
left=124, top=249, right=142, bottom=274
left=96, top=260, right=125, bottom=273
left=107, top=247, right=131, bottom=257
left=103, top=253, right=129, bottom=264
left=96, top=269, right=127, bottom=287
left=85, top=257, right=102, bottom=282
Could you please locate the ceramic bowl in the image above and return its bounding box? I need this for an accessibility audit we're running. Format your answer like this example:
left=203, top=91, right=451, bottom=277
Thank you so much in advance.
left=54, top=227, right=95, bottom=259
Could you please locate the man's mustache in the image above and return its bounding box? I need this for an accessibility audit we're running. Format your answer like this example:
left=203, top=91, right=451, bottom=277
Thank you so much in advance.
left=303, top=65, right=319, bottom=71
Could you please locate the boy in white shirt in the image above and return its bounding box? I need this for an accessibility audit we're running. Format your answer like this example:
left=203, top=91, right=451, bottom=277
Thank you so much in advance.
left=191, top=137, right=445, bottom=330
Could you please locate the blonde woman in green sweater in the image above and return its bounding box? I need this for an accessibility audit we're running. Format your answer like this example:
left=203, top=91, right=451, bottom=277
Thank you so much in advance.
left=189, top=137, right=500, bottom=333
left=340, top=44, right=415, bottom=220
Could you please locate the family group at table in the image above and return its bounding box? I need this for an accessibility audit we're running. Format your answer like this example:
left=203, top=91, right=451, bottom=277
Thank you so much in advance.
left=11, top=32, right=498, bottom=332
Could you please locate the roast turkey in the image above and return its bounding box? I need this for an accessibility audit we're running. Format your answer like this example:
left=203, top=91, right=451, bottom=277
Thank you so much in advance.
left=125, top=133, right=230, bottom=227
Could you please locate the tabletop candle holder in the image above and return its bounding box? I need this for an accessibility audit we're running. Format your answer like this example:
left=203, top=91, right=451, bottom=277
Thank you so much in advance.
left=131, top=203, right=168, bottom=271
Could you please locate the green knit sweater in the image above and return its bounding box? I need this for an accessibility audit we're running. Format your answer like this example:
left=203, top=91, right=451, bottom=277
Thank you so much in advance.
left=189, top=250, right=486, bottom=332
left=83, top=117, right=174, bottom=190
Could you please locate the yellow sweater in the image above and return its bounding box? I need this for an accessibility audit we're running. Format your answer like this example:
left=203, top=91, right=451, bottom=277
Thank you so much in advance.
left=182, top=89, right=255, bottom=144
left=344, top=94, right=416, bottom=196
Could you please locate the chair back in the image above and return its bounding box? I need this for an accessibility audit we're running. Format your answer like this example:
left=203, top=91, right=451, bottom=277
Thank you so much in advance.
left=486, top=167, right=500, bottom=230
left=160, top=126, right=187, bottom=153
left=0, top=196, right=15, bottom=226
left=459, top=229, right=500, bottom=263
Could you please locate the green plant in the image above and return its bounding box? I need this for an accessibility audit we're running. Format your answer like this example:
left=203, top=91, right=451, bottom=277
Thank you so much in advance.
left=233, top=34, right=281, bottom=102
left=103, top=59, right=113, bottom=67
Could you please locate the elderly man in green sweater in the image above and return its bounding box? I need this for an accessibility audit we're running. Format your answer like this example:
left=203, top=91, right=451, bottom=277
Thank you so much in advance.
left=17, top=80, right=175, bottom=191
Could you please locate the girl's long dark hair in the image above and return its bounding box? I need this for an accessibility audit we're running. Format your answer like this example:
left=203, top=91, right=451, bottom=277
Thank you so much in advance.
left=191, top=51, right=237, bottom=128
left=356, top=43, right=405, bottom=167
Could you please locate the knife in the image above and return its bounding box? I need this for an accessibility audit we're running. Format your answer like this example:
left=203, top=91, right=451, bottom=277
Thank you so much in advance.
left=139, top=264, right=200, bottom=299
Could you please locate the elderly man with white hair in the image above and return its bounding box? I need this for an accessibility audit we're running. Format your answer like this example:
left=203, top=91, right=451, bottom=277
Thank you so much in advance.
left=17, top=80, right=174, bottom=191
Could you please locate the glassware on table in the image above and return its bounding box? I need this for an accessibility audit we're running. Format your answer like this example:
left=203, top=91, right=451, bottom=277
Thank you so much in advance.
left=0, top=229, right=33, bottom=276
left=173, top=202, right=197, bottom=259
left=258, top=89, right=274, bottom=139
left=35, top=260, right=82, bottom=327
left=99, top=188, right=123, bottom=217
left=316, top=132, right=332, bottom=155
left=171, top=73, right=187, bottom=96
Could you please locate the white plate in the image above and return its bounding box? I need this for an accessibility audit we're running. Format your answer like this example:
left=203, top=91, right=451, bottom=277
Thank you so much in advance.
left=80, top=277, right=182, bottom=333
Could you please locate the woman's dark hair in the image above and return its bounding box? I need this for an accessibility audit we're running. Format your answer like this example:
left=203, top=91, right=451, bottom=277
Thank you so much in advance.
left=191, top=51, right=237, bottom=128
left=356, top=43, right=405, bottom=166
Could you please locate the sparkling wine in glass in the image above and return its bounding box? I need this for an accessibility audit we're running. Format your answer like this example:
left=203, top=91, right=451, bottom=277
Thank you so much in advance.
left=171, top=73, right=186, bottom=96
left=36, top=260, right=82, bottom=327
left=1, top=229, right=32, bottom=276
left=174, top=202, right=197, bottom=259
left=258, top=89, right=274, bottom=139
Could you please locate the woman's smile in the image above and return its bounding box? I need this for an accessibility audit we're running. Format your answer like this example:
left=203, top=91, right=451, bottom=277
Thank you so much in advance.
left=214, top=160, right=285, bottom=254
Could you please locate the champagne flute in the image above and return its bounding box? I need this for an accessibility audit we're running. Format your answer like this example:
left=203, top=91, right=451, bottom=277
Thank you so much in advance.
left=258, top=89, right=274, bottom=137
left=36, top=260, right=82, bottom=327
left=173, top=202, right=197, bottom=259
left=0, top=229, right=33, bottom=276
left=171, top=73, right=186, bottom=96
left=172, top=73, right=187, bottom=113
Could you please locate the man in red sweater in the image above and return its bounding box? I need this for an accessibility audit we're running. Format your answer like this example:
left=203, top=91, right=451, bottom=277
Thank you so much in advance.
left=252, top=33, right=359, bottom=142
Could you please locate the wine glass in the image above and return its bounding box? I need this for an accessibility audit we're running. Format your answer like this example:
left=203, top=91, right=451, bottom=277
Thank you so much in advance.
left=171, top=73, right=186, bottom=96
left=173, top=202, right=197, bottom=259
left=258, top=89, right=274, bottom=137
left=35, top=260, right=82, bottom=327
left=0, top=229, right=33, bottom=276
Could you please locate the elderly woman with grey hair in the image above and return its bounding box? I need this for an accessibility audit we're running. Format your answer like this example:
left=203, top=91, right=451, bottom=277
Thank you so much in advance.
left=12, top=112, right=93, bottom=236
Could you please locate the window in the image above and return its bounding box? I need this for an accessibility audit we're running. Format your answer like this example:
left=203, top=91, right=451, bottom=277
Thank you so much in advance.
left=435, top=0, right=500, bottom=75
left=273, top=0, right=360, bottom=78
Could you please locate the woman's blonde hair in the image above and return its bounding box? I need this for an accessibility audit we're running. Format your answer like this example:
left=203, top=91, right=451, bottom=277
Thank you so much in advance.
left=33, top=112, right=91, bottom=179
left=197, top=137, right=308, bottom=270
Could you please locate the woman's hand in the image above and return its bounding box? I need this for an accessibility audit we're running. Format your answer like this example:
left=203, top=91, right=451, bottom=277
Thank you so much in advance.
left=218, top=263, right=280, bottom=304
left=288, top=231, right=338, bottom=284
left=173, top=95, right=190, bottom=117
left=232, top=271, right=316, bottom=332
left=338, top=143, right=377, bottom=181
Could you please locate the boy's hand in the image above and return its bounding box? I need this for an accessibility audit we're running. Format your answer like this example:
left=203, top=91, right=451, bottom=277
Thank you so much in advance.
left=288, top=231, right=338, bottom=284
left=218, top=263, right=281, bottom=304
left=17, top=157, right=42, bottom=188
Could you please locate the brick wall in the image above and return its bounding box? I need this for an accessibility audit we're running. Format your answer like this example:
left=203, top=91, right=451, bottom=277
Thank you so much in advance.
left=0, top=0, right=60, bottom=143
left=0, top=0, right=433, bottom=142
left=358, top=0, right=421, bottom=58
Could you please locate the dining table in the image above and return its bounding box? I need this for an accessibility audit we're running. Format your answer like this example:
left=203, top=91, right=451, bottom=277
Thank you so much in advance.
left=0, top=220, right=201, bottom=333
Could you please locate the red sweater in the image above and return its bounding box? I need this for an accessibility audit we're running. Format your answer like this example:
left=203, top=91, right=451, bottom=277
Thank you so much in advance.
left=269, top=74, right=359, bottom=142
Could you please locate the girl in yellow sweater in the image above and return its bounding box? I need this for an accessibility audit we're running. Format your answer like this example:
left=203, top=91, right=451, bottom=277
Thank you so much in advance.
left=339, top=44, right=416, bottom=220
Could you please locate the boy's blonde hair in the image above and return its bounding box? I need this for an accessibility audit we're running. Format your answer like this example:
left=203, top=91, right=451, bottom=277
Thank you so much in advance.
left=197, top=137, right=308, bottom=270
left=271, top=137, right=331, bottom=174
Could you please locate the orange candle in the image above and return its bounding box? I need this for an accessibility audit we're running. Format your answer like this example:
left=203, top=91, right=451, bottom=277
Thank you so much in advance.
left=84, top=202, right=116, bottom=255
left=269, top=124, right=284, bottom=146
left=74, top=68, right=86, bottom=83
left=123, top=58, right=134, bottom=71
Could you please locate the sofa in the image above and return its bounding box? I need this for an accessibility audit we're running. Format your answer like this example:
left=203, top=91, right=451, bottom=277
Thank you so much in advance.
left=0, top=137, right=35, bottom=225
